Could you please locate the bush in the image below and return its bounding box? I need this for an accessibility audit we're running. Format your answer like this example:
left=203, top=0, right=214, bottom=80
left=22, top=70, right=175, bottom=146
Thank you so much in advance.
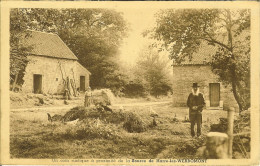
left=123, top=82, right=147, bottom=97
left=123, top=81, right=172, bottom=98
left=123, top=112, right=147, bottom=133
left=150, top=82, right=172, bottom=97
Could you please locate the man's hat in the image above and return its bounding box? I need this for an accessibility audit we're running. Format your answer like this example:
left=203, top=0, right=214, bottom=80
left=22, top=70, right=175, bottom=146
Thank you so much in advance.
left=192, top=83, right=200, bottom=88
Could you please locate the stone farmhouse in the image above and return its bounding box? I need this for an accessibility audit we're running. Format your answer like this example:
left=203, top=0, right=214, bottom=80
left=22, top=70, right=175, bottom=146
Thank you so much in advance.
left=171, top=43, right=238, bottom=110
left=21, top=30, right=91, bottom=94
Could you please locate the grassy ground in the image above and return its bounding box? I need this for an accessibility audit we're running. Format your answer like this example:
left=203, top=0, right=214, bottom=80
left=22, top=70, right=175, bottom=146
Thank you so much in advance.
left=10, top=102, right=227, bottom=159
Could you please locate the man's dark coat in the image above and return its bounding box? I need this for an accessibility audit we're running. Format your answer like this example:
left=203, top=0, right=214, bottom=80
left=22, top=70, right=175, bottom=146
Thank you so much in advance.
left=187, top=92, right=205, bottom=122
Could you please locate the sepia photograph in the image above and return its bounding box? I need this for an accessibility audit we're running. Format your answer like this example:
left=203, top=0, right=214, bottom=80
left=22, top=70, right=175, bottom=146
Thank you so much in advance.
left=1, top=1, right=259, bottom=165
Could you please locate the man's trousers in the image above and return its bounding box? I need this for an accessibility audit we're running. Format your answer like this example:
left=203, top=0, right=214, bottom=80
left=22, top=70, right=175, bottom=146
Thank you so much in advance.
left=189, top=113, right=202, bottom=137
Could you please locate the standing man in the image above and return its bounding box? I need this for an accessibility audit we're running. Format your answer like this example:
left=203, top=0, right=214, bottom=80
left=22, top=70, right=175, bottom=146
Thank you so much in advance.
left=187, top=83, right=205, bottom=137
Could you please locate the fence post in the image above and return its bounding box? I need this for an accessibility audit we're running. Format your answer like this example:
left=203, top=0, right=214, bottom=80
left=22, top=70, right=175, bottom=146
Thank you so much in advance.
left=84, top=94, right=88, bottom=107
left=227, top=107, right=235, bottom=158
left=206, top=132, right=229, bottom=159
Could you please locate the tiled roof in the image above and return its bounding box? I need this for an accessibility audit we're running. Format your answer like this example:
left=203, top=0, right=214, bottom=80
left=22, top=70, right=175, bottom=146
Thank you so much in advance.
left=173, top=30, right=249, bottom=66
left=22, top=30, right=78, bottom=60
left=173, top=41, right=218, bottom=65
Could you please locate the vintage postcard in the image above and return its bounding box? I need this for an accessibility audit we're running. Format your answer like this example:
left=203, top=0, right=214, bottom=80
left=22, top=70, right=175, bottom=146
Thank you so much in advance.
left=1, top=1, right=259, bottom=165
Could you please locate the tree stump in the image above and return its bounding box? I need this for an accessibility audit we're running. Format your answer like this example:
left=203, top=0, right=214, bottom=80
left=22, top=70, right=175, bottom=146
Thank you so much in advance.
left=206, top=132, right=228, bottom=159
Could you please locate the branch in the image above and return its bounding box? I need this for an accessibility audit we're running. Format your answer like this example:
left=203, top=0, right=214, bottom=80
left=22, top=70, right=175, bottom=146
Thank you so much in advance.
left=215, top=15, right=228, bottom=25
left=201, top=18, right=230, bottom=51
left=201, top=37, right=230, bottom=50
left=202, top=29, right=231, bottom=50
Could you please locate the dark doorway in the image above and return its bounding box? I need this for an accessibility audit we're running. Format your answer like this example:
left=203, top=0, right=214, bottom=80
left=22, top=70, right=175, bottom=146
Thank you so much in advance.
left=209, top=83, right=220, bottom=107
left=33, top=74, right=42, bottom=94
left=80, top=76, right=85, bottom=91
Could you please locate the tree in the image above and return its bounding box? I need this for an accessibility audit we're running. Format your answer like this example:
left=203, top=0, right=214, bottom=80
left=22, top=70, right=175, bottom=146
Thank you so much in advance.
left=146, top=9, right=250, bottom=111
left=56, top=9, right=128, bottom=91
left=134, top=45, right=172, bottom=97
left=10, top=9, right=35, bottom=90
left=10, top=8, right=128, bottom=93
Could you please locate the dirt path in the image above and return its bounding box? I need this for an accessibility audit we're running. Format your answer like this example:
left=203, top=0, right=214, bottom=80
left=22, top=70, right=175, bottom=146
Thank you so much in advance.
left=11, top=101, right=172, bottom=112
left=113, top=101, right=171, bottom=107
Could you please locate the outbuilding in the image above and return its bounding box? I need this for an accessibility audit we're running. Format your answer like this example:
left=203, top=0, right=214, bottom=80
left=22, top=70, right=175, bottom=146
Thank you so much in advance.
left=171, top=43, right=238, bottom=110
left=21, top=30, right=91, bottom=94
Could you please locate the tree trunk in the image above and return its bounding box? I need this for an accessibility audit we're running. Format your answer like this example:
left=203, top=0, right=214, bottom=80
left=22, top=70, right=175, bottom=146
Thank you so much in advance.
left=226, top=10, right=243, bottom=112
left=12, top=73, right=19, bottom=91
left=231, top=78, right=243, bottom=112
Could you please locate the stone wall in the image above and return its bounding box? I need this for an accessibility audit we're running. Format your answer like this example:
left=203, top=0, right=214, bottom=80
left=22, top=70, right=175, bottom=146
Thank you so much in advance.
left=172, top=65, right=238, bottom=109
left=22, top=55, right=90, bottom=94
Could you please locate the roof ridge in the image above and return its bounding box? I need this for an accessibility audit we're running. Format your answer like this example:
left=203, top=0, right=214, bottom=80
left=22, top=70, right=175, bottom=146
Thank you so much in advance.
left=26, top=29, right=58, bottom=36
left=55, top=32, right=79, bottom=60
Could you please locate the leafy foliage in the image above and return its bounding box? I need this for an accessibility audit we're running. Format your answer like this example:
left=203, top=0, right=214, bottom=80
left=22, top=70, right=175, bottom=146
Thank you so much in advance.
left=10, top=10, right=33, bottom=88
left=121, top=45, right=173, bottom=98
left=123, top=81, right=147, bottom=97
left=146, top=9, right=250, bottom=111
left=135, top=45, right=172, bottom=97
left=121, top=44, right=172, bottom=98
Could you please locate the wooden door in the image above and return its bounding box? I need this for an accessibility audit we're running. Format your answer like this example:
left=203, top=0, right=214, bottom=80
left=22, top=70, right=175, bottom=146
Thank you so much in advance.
left=209, top=83, right=220, bottom=107
left=33, top=74, right=42, bottom=94
left=80, top=76, right=85, bottom=92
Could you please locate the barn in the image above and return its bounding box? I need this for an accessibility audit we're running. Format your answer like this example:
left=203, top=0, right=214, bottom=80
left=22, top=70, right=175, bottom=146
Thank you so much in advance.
left=21, top=30, right=91, bottom=94
left=171, top=43, right=238, bottom=110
